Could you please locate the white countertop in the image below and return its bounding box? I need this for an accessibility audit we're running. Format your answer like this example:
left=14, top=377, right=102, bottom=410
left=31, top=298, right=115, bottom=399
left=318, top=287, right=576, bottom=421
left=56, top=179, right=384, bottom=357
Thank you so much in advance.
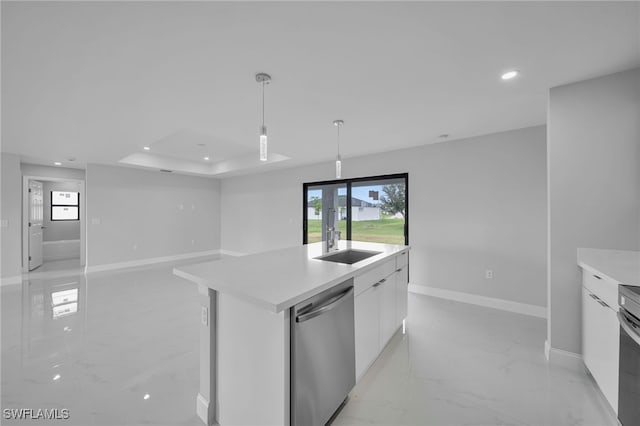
left=577, top=248, right=640, bottom=286
left=174, top=241, right=410, bottom=313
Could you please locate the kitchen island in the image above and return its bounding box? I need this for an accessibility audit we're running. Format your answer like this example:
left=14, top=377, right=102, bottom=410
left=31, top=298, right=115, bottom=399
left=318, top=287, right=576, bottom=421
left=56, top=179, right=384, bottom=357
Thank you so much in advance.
left=174, top=241, right=410, bottom=426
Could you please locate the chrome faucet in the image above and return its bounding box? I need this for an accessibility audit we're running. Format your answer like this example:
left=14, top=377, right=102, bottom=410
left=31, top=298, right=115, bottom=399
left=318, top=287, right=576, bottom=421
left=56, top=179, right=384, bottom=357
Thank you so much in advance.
left=326, top=225, right=341, bottom=252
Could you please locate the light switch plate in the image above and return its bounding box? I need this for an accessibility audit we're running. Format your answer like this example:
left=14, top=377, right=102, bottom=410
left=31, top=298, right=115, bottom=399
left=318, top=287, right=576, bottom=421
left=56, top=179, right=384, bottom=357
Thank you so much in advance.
left=91, top=218, right=101, bottom=225
left=0, top=219, right=8, bottom=228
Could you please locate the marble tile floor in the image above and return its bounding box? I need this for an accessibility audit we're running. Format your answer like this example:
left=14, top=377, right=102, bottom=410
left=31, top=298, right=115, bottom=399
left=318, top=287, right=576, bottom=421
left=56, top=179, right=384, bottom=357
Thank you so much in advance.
left=334, top=296, right=616, bottom=426
left=2, top=259, right=616, bottom=425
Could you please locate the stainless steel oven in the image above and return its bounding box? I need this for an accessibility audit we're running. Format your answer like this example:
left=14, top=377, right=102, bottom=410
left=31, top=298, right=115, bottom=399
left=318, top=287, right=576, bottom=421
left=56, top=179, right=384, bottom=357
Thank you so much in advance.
left=618, top=285, right=640, bottom=426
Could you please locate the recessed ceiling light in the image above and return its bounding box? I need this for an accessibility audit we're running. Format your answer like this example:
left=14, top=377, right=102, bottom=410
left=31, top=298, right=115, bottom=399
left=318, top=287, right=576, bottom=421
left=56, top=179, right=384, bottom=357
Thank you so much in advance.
left=53, top=374, right=61, bottom=381
left=54, top=162, right=62, bottom=166
left=501, top=70, right=520, bottom=80
left=143, top=146, right=151, bottom=151
left=204, top=156, right=210, bottom=161
left=143, top=394, right=150, bottom=400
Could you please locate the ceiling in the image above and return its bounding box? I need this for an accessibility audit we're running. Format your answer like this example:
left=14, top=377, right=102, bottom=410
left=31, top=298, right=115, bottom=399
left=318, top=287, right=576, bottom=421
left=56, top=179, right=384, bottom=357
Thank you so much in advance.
left=2, top=1, right=639, bottom=177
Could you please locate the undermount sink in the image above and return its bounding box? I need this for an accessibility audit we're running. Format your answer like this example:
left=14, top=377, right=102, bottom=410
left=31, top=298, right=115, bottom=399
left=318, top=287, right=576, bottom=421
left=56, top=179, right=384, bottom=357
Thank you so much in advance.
left=315, top=249, right=381, bottom=265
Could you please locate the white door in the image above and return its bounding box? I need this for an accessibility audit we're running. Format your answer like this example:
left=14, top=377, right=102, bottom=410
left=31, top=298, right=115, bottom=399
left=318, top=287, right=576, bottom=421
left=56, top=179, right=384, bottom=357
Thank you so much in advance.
left=28, top=180, right=44, bottom=271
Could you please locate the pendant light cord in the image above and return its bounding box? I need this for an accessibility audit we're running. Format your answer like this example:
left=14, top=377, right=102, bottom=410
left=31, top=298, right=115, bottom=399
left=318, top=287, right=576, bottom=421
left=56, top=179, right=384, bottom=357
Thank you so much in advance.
left=262, top=81, right=265, bottom=128
left=337, top=123, right=341, bottom=154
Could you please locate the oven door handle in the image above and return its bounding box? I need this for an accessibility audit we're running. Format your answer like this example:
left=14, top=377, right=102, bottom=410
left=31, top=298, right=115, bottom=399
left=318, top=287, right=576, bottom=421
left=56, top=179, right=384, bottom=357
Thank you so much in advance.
left=618, top=312, right=640, bottom=346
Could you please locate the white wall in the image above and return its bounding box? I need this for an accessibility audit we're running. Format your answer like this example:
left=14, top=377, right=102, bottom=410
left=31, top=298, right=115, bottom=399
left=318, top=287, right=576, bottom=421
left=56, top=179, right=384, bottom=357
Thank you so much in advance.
left=548, top=68, right=640, bottom=355
left=21, top=163, right=85, bottom=181
left=1, top=153, right=23, bottom=279
left=221, top=126, right=547, bottom=308
left=86, top=164, right=221, bottom=267
left=43, top=181, right=82, bottom=241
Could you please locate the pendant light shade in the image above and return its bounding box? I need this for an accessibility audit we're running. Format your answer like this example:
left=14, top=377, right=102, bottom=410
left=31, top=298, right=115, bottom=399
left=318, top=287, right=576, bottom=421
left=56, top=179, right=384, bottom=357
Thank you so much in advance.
left=256, top=73, right=271, bottom=161
left=260, top=125, right=267, bottom=162
left=333, top=120, right=344, bottom=179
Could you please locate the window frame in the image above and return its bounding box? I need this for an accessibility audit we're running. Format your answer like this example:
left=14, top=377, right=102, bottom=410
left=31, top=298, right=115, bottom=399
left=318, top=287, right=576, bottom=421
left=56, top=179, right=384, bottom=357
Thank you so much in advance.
left=50, top=191, right=80, bottom=221
left=302, top=173, right=408, bottom=245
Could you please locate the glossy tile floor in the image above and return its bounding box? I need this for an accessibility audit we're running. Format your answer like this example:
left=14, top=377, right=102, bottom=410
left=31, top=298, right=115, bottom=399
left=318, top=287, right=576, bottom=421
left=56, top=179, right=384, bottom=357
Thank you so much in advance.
left=335, top=297, right=616, bottom=426
left=2, top=260, right=616, bottom=425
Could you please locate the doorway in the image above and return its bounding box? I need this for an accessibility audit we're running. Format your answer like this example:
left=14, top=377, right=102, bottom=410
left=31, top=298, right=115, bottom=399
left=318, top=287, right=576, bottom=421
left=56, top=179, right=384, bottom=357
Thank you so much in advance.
left=22, top=176, right=86, bottom=273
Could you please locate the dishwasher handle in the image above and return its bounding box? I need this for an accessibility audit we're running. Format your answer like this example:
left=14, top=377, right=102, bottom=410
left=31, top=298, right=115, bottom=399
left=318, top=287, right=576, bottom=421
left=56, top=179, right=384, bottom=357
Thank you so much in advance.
left=296, top=287, right=353, bottom=323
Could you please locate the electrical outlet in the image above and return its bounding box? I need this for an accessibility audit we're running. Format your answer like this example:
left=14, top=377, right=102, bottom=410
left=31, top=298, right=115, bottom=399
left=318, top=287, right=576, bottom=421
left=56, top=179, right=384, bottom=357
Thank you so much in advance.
left=0, top=219, right=8, bottom=228
left=485, top=269, right=493, bottom=279
left=191, top=239, right=195, bottom=246
left=201, top=307, right=208, bottom=326
left=133, top=244, right=137, bottom=251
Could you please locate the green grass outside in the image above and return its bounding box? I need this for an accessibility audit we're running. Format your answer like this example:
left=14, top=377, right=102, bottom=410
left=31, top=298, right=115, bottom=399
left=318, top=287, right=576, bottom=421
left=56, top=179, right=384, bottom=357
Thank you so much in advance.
left=307, top=218, right=405, bottom=245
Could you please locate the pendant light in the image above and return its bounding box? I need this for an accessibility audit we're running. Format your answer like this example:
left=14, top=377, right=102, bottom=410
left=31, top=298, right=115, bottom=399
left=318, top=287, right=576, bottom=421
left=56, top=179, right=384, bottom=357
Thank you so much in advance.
left=333, top=119, right=344, bottom=179
left=256, top=73, right=271, bottom=161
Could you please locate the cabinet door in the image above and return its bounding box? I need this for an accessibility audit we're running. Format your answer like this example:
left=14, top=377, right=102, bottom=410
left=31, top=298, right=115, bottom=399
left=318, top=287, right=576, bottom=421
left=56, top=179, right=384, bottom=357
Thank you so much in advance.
left=395, top=266, right=408, bottom=326
left=354, top=285, right=380, bottom=380
left=378, top=277, right=397, bottom=349
left=582, top=285, right=619, bottom=413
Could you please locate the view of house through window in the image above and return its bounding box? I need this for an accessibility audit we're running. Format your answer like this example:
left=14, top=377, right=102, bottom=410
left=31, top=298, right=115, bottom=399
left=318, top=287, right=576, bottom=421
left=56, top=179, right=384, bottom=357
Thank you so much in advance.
left=303, top=174, right=408, bottom=245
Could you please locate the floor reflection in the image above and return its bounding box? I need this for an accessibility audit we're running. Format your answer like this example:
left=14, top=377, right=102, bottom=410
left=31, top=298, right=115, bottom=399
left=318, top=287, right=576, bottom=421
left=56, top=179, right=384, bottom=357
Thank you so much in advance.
left=2, top=256, right=617, bottom=426
left=2, top=259, right=213, bottom=426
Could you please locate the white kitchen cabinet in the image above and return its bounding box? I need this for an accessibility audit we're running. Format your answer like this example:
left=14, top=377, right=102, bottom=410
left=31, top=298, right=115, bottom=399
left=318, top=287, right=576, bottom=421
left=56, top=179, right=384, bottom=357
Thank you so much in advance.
left=395, top=265, right=408, bottom=326
left=581, top=275, right=619, bottom=414
left=396, top=250, right=408, bottom=270
left=354, top=258, right=396, bottom=296
left=354, top=251, right=409, bottom=381
left=354, top=284, right=380, bottom=379
left=378, top=276, right=397, bottom=348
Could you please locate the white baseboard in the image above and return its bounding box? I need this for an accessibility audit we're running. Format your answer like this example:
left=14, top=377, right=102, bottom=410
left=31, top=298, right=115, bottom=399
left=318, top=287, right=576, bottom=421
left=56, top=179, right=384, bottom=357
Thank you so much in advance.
left=1, top=275, right=23, bottom=286
left=196, top=393, right=212, bottom=425
left=85, top=249, right=221, bottom=273
left=409, top=284, right=547, bottom=319
left=544, top=339, right=583, bottom=372
left=218, top=249, right=247, bottom=257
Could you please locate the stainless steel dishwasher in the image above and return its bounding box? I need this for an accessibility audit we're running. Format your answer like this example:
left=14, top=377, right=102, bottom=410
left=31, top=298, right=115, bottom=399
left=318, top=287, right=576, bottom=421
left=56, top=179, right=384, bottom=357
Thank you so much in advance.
left=618, top=285, right=640, bottom=426
left=291, top=279, right=355, bottom=426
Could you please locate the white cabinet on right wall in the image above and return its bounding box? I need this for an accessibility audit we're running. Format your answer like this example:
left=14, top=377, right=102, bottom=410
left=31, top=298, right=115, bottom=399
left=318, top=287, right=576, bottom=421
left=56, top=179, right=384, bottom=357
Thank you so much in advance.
left=581, top=270, right=619, bottom=414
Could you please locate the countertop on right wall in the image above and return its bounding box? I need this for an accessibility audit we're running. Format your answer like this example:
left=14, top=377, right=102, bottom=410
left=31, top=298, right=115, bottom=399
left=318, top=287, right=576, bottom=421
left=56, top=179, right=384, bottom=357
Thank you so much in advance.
left=578, top=248, right=640, bottom=287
